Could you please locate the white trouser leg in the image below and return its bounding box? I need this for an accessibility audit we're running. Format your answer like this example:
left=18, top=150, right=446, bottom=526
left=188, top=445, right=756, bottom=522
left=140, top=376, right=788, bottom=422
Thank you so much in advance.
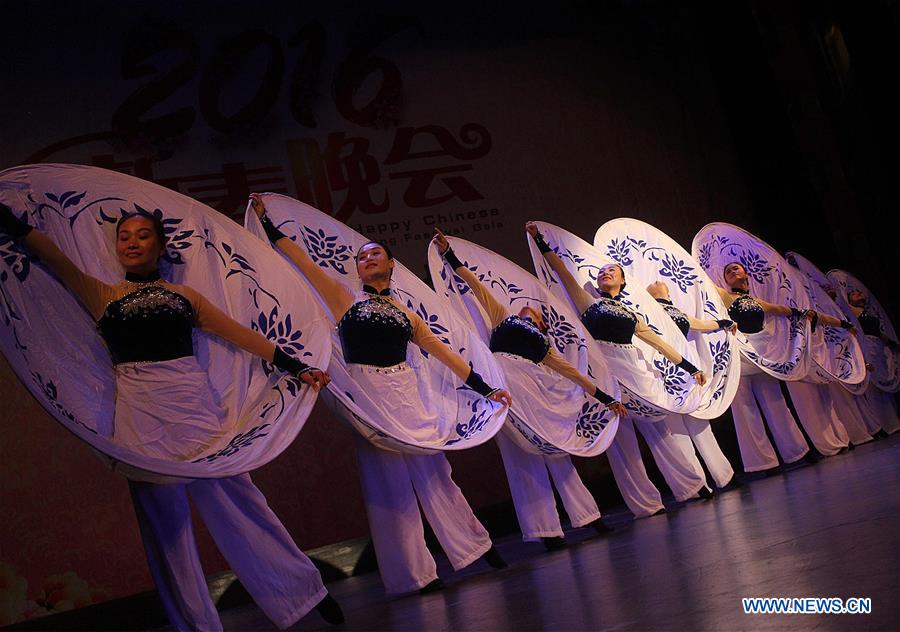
left=406, top=452, right=492, bottom=572
left=545, top=455, right=602, bottom=527
left=494, top=430, right=564, bottom=541
left=634, top=419, right=707, bottom=501
left=674, top=414, right=735, bottom=488
left=752, top=374, right=810, bottom=464
left=353, top=435, right=438, bottom=594
left=785, top=381, right=847, bottom=455
left=729, top=377, right=780, bottom=472
left=866, top=386, right=900, bottom=434
left=188, top=475, right=326, bottom=629
left=605, top=417, right=664, bottom=517
left=857, top=385, right=884, bottom=434
left=128, top=481, right=223, bottom=632
left=828, top=383, right=874, bottom=445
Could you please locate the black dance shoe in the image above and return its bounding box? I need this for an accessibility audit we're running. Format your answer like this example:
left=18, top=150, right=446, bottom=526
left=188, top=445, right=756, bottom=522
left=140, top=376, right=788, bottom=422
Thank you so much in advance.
left=483, top=546, right=508, bottom=569
left=651, top=507, right=667, bottom=517
left=419, top=578, right=445, bottom=594
left=315, top=593, right=344, bottom=625
left=698, top=486, right=715, bottom=500
left=804, top=450, right=823, bottom=464
left=588, top=518, right=615, bottom=535
left=542, top=536, right=567, bottom=551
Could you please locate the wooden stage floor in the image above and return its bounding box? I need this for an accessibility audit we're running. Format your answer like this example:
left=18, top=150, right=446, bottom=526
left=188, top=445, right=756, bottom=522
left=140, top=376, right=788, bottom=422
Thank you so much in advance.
left=190, top=435, right=899, bottom=631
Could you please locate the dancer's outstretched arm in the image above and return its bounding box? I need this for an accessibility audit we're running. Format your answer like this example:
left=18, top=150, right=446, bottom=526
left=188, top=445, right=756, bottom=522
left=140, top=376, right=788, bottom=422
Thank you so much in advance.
left=250, top=194, right=353, bottom=320
left=526, top=222, right=594, bottom=314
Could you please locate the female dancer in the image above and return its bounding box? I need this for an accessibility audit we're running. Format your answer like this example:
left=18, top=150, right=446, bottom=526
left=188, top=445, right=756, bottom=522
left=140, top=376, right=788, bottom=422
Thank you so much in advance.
left=646, top=281, right=739, bottom=490
left=847, top=290, right=900, bottom=434
left=527, top=222, right=711, bottom=517
left=252, top=195, right=511, bottom=595
left=433, top=229, right=625, bottom=549
left=0, top=202, right=342, bottom=630
left=716, top=262, right=853, bottom=470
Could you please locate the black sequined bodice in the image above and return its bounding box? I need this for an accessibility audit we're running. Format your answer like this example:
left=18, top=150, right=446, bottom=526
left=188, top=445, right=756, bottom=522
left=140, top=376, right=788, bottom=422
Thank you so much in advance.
left=97, top=285, right=194, bottom=364
left=338, top=297, right=413, bottom=366
left=728, top=293, right=765, bottom=334
left=656, top=299, right=690, bottom=338
left=581, top=296, right=637, bottom=344
left=489, top=315, right=550, bottom=363
left=857, top=309, right=882, bottom=337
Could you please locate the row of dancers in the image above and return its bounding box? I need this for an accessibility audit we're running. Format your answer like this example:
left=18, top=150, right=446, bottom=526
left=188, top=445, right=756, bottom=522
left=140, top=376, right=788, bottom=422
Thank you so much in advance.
left=2, top=195, right=898, bottom=632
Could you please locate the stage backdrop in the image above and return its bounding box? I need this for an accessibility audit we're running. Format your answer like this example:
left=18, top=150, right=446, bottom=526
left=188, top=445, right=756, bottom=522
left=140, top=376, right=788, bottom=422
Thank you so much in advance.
left=1, top=0, right=789, bottom=621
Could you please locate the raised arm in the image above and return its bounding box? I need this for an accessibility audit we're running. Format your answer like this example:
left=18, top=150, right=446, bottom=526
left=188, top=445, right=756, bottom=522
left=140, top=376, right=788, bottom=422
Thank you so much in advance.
left=186, top=285, right=329, bottom=390
left=250, top=194, right=353, bottom=320
left=634, top=320, right=707, bottom=385
left=526, top=222, right=594, bottom=314
left=432, top=230, right=509, bottom=328
left=408, top=311, right=512, bottom=407
left=1, top=202, right=113, bottom=318
left=542, top=348, right=627, bottom=416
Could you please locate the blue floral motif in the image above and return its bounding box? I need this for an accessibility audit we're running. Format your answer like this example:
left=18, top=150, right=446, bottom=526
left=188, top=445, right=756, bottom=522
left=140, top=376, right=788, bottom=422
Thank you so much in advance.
left=658, top=253, right=699, bottom=292
left=253, top=305, right=311, bottom=378
left=824, top=326, right=845, bottom=346
left=30, top=372, right=96, bottom=435
left=447, top=398, right=496, bottom=445
left=622, top=394, right=666, bottom=419
left=299, top=227, right=353, bottom=275
left=701, top=291, right=719, bottom=319
left=709, top=339, right=731, bottom=375
left=28, top=190, right=126, bottom=227
left=697, top=242, right=714, bottom=270
left=406, top=300, right=451, bottom=347
left=509, top=415, right=562, bottom=454
left=193, top=424, right=271, bottom=463
left=575, top=401, right=611, bottom=442
left=542, top=304, right=585, bottom=354
left=605, top=238, right=634, bottom=266
left=739, top=252, right=773, bottom=283
left=654, top=358, right=690, bottom=404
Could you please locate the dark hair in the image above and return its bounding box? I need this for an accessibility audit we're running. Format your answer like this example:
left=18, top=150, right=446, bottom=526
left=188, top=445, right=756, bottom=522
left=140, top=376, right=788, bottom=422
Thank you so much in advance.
left=116, top=212, right=167, bottom=247
left=355, top=240, right=394, bottom=262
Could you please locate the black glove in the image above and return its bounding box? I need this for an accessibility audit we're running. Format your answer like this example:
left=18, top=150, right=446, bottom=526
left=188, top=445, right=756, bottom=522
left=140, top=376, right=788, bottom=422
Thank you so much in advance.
left=259, top=214, right=288, bottom=244
left=676, top=357, right=700, bottom=376
left=0, top=202, right=33, bottom=238
left=465, top=369, right=496, bottom=397
left=272, top=346, right=314, bottom=376
left=592, top=387, right=615, bottom=406
left=716, top=319, right=734, bottom=330
left=441, top=245, right=464, bottom=270
left=530, top=230, right=552, bottom=254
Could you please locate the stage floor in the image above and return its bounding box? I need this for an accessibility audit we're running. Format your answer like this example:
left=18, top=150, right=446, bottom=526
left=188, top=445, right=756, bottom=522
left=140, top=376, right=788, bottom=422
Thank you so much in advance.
left=170, top=436, right=899, bottom=631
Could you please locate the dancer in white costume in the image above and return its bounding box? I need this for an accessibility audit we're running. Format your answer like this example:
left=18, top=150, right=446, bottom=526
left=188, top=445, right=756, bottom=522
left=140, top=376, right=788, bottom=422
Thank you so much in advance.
left=251, top=196, right=512, bottom=595
left=716, top=262, right=850, bottom=471
left=847, top=289, right=900, bottom=434
left=646, top=281, right=739, bottom=490
left=433, top=229, right=626, bottom=549
left=527, top=223, right=711, bottom=517
left=0, top=203, right=343, bottom=630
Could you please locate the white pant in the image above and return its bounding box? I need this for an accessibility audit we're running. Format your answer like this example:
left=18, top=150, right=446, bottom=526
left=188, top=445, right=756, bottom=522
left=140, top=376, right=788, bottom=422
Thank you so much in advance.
left=865, top=385, right=900, bottom=434
left=605, top=417, right=708, bottom=518
left=664, top=414, right=735, bottom=489
left=730, top=372, right=809, bottom=472
left=354, top=434, right=492, bottom=594
left=827, top=384, right=874, bottom=445
left=785, top=381, right=849, bottom=456
left=129, top=475, right=326, bottom=632
left=494, top=431, right=601, bottom=541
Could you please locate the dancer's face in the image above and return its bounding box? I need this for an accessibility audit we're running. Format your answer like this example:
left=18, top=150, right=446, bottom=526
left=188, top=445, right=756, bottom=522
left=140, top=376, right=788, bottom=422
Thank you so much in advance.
left=356, top=243, right=394, bottom=284
left=597, top=264, right=624, bottom=293
left=116, top=216, right=164, bottom=274
left=646, top=281, right=670, bottom=300
left=518, top=306, right=548, bottom=333
left=847, top=290, right=866, bottom=308
left=723, top=263, right=748, bottom=287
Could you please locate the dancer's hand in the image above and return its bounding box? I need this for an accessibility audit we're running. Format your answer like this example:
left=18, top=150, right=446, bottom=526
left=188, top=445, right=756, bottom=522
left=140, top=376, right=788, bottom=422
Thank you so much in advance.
left=432, top=228, right=450, bottom=254
left=608, top=401, right=628, bottom=418
left=489, top=388, right=513, bottom=407
left=300, top=368, right=331, bottom=392
left=694, top=371, right=708, bottom=387
left=726, top=323, right=738, bottom=335
left=250, top=193, right=267, bottom=219
left=525, top=221, right=539, bottom=237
